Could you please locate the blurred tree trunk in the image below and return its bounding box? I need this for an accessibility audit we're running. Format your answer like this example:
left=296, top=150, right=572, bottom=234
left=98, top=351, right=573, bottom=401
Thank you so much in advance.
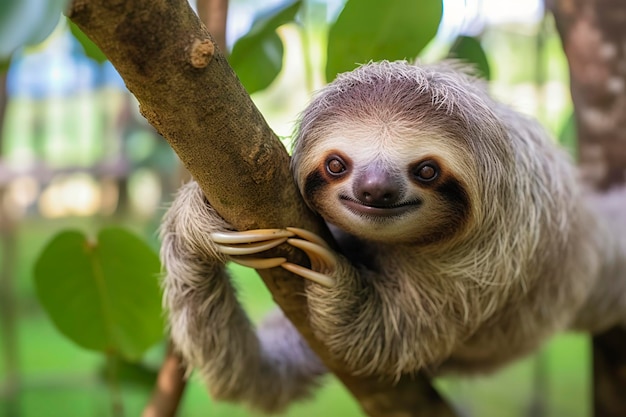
left=196, top=0, right=228, bottom=53
left=550, top=0, right=626, bottom=190
left=67, top=0, right=456, bottom=416
left=549, top=1, right=626, bottom=416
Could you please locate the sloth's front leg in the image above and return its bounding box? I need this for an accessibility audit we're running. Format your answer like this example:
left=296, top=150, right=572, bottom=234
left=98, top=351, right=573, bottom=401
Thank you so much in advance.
left=161, top=182, right=328, bottom=412
left=212, top=227, right=337, bottom=287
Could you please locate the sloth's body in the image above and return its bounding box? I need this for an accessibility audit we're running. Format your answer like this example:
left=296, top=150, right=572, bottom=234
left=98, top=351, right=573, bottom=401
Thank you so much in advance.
left=161, top=61, right=626, bottom=413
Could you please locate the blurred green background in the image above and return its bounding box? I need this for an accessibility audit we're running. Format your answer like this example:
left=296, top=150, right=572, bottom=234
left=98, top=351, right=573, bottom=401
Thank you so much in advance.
left=0, top=0, right=590, bottom=416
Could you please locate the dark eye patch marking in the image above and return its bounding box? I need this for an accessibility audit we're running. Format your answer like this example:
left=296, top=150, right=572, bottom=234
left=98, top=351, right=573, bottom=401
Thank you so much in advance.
left=413, top=177, right=471, bottom=246
left=435, top=178, right=470, bottom=221
left=304, top=169, right=328, bottom=202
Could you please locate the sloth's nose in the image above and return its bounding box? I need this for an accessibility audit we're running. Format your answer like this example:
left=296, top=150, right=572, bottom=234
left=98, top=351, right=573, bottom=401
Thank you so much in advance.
left=354, top=166, right=401, bottom=207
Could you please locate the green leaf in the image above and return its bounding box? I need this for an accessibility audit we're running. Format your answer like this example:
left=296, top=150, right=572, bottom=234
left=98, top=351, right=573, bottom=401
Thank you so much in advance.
left=229, top=0, right=302, bottom=94
left=0, top=57, right=11, bottom=74
left=558, top=111, right=577, bottom=159
left=99, top=357, right=159, bottom=389
left=34, top=228, right=163, bottom=361
left=448, top=35, right=491, bottom=80
left=326, top=0, right=443, bottom=81
left=68, top=18, right=108, bottom=64
left=0, top=0, right=69, bottom=59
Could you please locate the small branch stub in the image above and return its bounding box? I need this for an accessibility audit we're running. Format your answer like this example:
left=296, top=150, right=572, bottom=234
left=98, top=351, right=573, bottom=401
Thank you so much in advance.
left=190, top=38, right=214, bottom=68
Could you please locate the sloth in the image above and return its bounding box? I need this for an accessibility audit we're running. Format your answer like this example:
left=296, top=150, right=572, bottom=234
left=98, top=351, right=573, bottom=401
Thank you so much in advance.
left=160, top=61, right=626, bottom=413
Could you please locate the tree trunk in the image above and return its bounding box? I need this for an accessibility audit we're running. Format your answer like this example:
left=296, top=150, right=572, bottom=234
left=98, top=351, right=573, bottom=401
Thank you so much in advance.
left=549, top=1, right=626, bottom=416
left=66, top=0, right=455, bottom=415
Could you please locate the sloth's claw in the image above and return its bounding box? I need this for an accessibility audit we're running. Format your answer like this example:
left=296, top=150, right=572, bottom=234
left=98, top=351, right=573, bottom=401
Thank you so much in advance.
left=212, top=229, right=292, bottom=269
left=230, top=257, right=287, bottom=269
left=281, top=262, right=336, bottom=288
left=216, top=237, right=288, bottom=255
left=283, top=232, right=338, bottom=287
left=211, top=229, right=295, bottom=244
left=287, top=238, right=337, bottom=273
left=285, top=227, right=330, bottom=249
left=211, top=227, right=337, bottom=287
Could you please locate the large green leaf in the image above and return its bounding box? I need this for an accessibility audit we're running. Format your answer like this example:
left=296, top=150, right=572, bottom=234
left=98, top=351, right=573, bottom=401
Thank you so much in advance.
left=0, top=0, right=69, bottom=59
left=34, top=228, right=163, bottom=361
left=326, top=0, right=443, bottom=81
left=448, top=35, right=491, bottom=80
left=229, top=0, right=302, bottom=94
left=68, top=18, right=107, bottom=63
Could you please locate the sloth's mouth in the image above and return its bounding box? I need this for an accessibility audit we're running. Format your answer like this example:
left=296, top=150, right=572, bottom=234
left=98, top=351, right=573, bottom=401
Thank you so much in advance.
left=340, top=196, right=421, bottom=218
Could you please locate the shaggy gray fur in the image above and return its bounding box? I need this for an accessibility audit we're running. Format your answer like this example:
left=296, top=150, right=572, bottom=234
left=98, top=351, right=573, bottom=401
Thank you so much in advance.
left=160, top=61, right=626, bottom=413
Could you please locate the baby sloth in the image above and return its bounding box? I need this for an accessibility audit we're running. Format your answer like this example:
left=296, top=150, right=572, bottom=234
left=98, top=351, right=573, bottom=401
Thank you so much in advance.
left=160, top=61, right=626, bottom=413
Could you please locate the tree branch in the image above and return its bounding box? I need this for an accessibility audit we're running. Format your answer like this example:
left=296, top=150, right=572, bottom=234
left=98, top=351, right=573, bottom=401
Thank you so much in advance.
left=141, top=344, right=187, bottom=417
left=67, top=0, right=454, bottom=415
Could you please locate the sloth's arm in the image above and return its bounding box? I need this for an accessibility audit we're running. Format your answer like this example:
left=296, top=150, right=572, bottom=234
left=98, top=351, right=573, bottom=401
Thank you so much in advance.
left=215, top=228, right=433, bottom=377
left=160, top=182, right=326, bottom=413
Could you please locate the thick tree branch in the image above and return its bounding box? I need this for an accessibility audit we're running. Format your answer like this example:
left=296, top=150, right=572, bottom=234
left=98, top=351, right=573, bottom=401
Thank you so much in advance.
left=67, top=0, right=454, bottom=415
left=549, top=1, right=626, bottom=416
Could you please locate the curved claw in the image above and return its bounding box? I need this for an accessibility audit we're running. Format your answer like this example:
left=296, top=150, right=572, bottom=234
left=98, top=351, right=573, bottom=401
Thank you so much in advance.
left=287, top=238, right=337, bottom=274
left=230, top=257, right=286, bottom=269
left=211, top=229, right=295, bottom=244
left=285, top=227, right=330, bottom=249
left=281, top=262, right=336, bottom=288
left=211, top=227, right=337, bottom=286
left=217, top=237, right=288, bottom=255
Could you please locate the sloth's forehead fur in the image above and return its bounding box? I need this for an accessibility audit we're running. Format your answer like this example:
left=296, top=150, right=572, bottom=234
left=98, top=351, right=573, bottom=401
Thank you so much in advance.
left=293, top=61, right=506, bottom=162
left=296, top=61, right=496, bottom=138
left=291, top=60, right=502, bottom=181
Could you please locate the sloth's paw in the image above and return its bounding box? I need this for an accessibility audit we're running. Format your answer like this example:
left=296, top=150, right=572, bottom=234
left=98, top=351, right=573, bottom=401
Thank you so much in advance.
left=281, top=227, right=337, bottom=288
left=211, top=229, right=293, bottom=269
left=211, top=227, right=337, bottom=288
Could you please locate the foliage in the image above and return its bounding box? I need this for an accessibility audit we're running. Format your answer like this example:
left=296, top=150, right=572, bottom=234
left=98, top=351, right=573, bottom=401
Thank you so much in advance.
left=68, top=18, right=108, bottom=64
left=449, top=35, right=491, bottom=80
left=230, top=0, right=302, bottom=94
left=559, top=112, right=577, bottom=158
left=326, top=0, right=443, bottom=81
left=0, top=0, right=106, bottom=68
left=231, top=0, right=443, bottom=91
left=33, top=228, right=163, bottom=361
left=0, top=0, right=69, bottom=61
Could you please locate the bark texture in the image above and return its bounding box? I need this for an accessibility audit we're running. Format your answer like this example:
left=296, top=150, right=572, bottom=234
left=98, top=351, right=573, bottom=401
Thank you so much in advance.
left=550, top=1, right=626, bottom=416
left=67, top=0, right=454, bottom=415
left=550, top=0, right=626, bottom=190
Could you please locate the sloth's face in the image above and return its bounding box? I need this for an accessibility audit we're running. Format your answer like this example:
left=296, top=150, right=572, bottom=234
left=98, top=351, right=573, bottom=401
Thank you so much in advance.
left=296, top=121, right=477, bottom=245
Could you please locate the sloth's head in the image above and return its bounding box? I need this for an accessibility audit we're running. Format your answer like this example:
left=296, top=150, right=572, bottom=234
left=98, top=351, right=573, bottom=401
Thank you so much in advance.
left=292, top=61, right=512, bottom=246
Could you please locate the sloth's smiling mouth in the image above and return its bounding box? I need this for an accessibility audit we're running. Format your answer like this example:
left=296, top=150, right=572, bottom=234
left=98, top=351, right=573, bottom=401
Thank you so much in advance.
left=340, top=196, right=421, bottom=218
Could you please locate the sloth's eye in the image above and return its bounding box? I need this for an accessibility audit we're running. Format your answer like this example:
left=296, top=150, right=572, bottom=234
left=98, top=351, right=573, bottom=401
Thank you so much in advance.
left=413, top=161, right=439, bottom=182
left=326, top=157, right=346, bottom=175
